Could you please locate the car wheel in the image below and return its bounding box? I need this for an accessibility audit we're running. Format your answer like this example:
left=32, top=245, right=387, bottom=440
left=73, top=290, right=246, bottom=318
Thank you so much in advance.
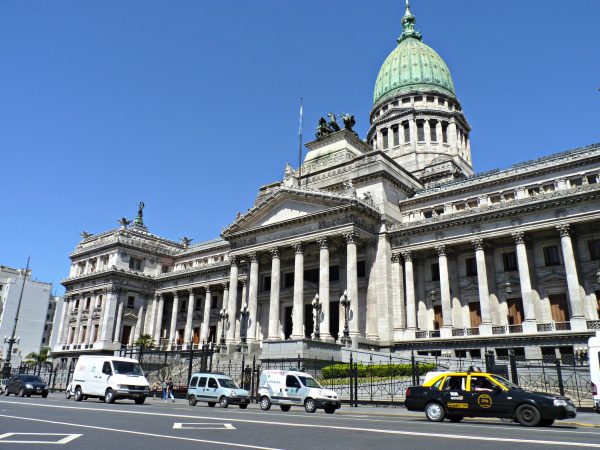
left=134, top=398, right=145, bottom=405
left=539, top=419, right=555, bottom=427
left=239, top=404, right=248, bottom=409
left=41, top=392, right=48, bottom=399
left=425, top=402, right=445, bottom=422
left=259, top=396, right=271, bottom=411
left=219, top=396, right=229, bottom=408
left=207, top=402, right=216, bottom=407
left=448, top=415, right=463, bottom=423
left=19, top=388, right=26, bottom=397
left=74, top=387, right=83, bottom=402
left=515, top=404, right=541, bottom=427
left=105, top=389, right=116, bottom=404
left=304, top=398, right=317, bottom=413
left=65, top=391, right=71, bottom=400
left=324, top=405, right=336, bottom=414
left=188, top=395, right=197, bottom=407
left=280, top=405, right=291, bottom=412
left=4, top=389, right=10, bottom=396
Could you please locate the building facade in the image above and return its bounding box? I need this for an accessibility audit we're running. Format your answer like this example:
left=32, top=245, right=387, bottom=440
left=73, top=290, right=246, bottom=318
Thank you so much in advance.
left=0, top=265, right=58, bottom=365
left=54, top=3, right=600, bottom=363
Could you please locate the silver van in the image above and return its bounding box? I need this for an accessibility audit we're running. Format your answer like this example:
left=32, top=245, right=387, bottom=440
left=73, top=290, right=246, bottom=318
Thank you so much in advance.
left=187, top=372, right=250, bottom=409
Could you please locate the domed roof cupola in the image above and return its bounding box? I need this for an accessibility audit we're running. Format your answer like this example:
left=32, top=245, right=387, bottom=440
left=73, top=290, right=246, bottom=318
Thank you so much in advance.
left=373, top=1, right=456, bottom=107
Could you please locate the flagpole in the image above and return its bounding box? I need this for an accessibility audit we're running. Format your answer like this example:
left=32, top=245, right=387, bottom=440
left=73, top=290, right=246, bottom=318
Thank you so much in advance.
left=298, top=97, right=303, bottom=185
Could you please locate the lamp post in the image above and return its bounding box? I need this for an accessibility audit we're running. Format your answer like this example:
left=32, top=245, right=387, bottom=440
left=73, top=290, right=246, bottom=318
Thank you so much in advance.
left=340, top=290, right=351, bottom=347
left=219, top=308, right=228, bottom=346
left=2, top=257, right=29, bottom=379
left=311, top=293, right=322, bottom=340
left=239, top=305, right=249, bottom=344
left=574, top=345, right=588, bottom=366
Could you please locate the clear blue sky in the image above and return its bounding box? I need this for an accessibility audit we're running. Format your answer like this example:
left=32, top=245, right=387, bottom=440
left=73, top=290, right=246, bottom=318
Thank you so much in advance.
left=1, top=0, right=599, bottom=294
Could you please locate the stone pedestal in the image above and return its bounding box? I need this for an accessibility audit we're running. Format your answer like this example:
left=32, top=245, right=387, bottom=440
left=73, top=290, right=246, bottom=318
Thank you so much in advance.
left=522, top=320, right=538, bottom=334
left=478, top=323, right=493, bottom=336
left=440, top=327, right=453, bottom=339
left=570, top=317, right=587, bottom=332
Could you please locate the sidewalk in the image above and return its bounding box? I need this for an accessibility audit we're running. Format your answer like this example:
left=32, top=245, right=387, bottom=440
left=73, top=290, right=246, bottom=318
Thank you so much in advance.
left=336, top=404, right=600, bottom=427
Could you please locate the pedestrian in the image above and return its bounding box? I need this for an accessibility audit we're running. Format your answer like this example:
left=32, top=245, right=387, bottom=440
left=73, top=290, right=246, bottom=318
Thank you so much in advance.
left=161, top=380, right=167, bottom=401
left=168, top=379, right=175, bottom=403
left=151, top=381, right=158, bottom=399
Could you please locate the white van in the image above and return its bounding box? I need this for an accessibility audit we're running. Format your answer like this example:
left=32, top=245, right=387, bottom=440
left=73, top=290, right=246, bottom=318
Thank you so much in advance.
left=258, top=369, right=341, bottom=414
left=72, top=355, right=149, bottom=404
left=589, top=332, right=600, bottom=413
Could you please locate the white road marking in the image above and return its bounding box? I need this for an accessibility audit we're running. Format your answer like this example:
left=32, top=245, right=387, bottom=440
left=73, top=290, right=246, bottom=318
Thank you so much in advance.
left=173, top=422, right=236, bottom=430
left=0, top=414, right=277, bottom=450
left=0, top=400, right=599, bottom=448
left=0, top=432, right=81, bottom=444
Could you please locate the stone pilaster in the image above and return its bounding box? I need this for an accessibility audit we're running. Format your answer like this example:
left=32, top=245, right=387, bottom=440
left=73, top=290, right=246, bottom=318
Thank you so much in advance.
left=268, top=248, right=281, bottom=340
left=317, top=237, right=331, bottom=341
left=344, top=232, right=359, bottom=341
left=403, top=252, right=417, bottom=338
left=99, top=289, right=118, bottom=343
left=557, top=224, right=587, bottom=330
left=226, top=257, right=239, bottom=344
left=512, top=231, right=537, bottom=333
left=153, top=294, right=164, bottom=344
left=113, top=299, right=124, bottom=344
left=291, top=242, right=305, bottom=339
left=169, top=292, right=179, bottom=346
left=435, top=245, right=453, bottom=337
left=184, top=289, right=195, bottom=347
left=201, top=286, right=212, bottom=342
left=472, top=239, right=493, bottom=335
left=247, top=252, right=259, bottom=343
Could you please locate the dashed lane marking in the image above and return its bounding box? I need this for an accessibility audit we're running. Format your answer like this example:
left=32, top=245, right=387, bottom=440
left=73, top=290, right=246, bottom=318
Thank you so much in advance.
left=173, top=422, right=236, bottom=430
left=0, top=433, right=81, bottom=444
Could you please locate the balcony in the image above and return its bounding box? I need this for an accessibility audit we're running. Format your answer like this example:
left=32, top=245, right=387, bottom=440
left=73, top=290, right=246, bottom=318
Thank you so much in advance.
left=415, top=330, right=440, bottom=339
left=508, top=324, right=523, bottom=334
left=537, top=322, right=572, bottom=332
left=587, top=320, right=600, bottom=330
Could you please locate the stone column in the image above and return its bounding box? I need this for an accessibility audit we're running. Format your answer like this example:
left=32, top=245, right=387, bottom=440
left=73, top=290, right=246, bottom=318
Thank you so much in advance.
left=226, top=258, right=239, bottom=344
left=291, top=242, right=305, bottom=339
left=512, top=231, right=537, bottom=333
left=184, top=289, right=195, bottom=348
left=73, top=296, right=84, bottom=343
left=403, top=252, right=417, bottom=337
left=436, top=245, right=453, bottom=337
left=153, top=294, right=164, bottom=344
left=99, top=289, right=118, bottom=343
left=145, top=294, right=158, bottom=336
left=557, top=224, right=587, bottom=330
left=201, top=287, right=212, bottom=342
left=134, top=304, right=144, bottom=342
left=344, top=232, right=360, bottom=339
left=169, top=292, right=179, bottom=347
left=391, top=254, right=405, bottom=336
left=267, top=248, right=281, bottom=340
left=85, top=305, right=94, bottom=345
left=449, top=256, right=463, bottom=329
left=366, top=239, right=378, bottom=340
left=317, top=237, right=331, bottom=340
left=472, top=239, right=493, bottom=335
left=247, top=252, right=259, bottom=343
left=113, top=299, right=124, bottom=344
left=236, top=280, right=247, bottom=342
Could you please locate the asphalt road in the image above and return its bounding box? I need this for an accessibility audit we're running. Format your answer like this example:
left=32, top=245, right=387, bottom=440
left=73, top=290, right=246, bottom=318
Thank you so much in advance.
left=0, top=394, right=599, bottom=449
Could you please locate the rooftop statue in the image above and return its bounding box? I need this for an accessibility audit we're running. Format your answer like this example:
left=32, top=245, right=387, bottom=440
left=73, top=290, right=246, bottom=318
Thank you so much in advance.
left=282, top=162, right=299, bottom=187
left=315, top=117, right=332, bottom=139
left=180, top=236, right=193, bottom=248
left=118, top=217, right=130, bottom=229
left=327, top=113, right=341, bottom=132
left=133, top=201, right=145, bottom=225
left=80, top=231, right=92, bottom=239
left=342, top=113, right=358, bottom=136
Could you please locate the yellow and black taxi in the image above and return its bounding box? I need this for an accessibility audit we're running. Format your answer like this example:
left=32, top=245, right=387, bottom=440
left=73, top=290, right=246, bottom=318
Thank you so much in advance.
left=405, top=368, right=576, bottom=426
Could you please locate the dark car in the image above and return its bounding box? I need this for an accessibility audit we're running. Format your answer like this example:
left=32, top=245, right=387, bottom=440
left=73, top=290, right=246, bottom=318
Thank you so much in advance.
left=405, top=370, right=576, bottom=427
left=4, top=375, right=49, bottom=398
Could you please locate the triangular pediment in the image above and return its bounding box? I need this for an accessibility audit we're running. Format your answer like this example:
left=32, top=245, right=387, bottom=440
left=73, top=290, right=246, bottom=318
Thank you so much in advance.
left=222, top=187, right=379, bottom=237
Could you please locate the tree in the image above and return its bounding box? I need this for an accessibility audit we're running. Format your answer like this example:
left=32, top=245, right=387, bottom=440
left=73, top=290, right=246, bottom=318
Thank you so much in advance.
left=134, top=334, right=156, bottom=349
left=24, top=347, right=51, bottom=375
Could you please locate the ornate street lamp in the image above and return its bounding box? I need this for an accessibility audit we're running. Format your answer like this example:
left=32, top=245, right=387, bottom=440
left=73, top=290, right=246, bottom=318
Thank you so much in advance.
left=2, top=257, right=29, bottom=379
left=340, top=290, right=351, bottom=347
left=239, top=305, right=249, bottom=344
left=311, top=293, right=322, bottom=340
left=219, top=308, right=228, bottom=346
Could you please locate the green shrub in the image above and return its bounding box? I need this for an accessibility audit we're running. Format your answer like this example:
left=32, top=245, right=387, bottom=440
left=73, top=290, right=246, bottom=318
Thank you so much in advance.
left=321, top=362, right=436, bottom=379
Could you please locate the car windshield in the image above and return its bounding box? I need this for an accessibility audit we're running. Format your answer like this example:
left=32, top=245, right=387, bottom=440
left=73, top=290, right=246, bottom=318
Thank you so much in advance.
left=490, top=375, right=521, bottom=389
left=20, top=376, right=43, bottom=383
left=112, top=361, right=143, bottom=376
left=298, top=376, right=322, bottom=388
left=218, top=378, right=239, bottom=389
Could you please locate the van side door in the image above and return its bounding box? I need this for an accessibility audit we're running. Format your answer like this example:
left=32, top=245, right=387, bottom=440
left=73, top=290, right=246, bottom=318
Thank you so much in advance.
left=195, top=377, right=207, bottom=401
left=285, top=375, right=302, bottom=404
left=95, top=361, right=113, bottom=396
left=205, top=377, right=219, bottom=402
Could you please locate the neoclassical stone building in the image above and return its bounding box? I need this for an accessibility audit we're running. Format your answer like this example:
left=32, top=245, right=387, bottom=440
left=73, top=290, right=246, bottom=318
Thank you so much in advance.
left=53, top=3, right=600, bottom=362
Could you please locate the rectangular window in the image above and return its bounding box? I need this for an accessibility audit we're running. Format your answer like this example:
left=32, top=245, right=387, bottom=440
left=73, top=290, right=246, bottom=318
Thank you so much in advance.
left=465, top=257, right=477, bottom=277
left=403, top=122, right=410, bottom=143
left=549, top=293, right=570, bottom=322
left=127, top=296, right=135, bottom=308
left=570, top=178, right=583, bottom=187
left=129, top=257, right=142, bottom=271
left=210, top=296, right=218, bottom=309
left=262, top=275, right=271, bottom=292
left=441, top=122, right=448, bottom=143
left=402, top=97, right=410, bottom=104
left=284, top=272, right=294, bottom=289
left=429, top=120, right=437, bottom=142
left=431, top=263, right=440, bottom=281
left=587, top=174, right=598, bottom=184
left=304, top=268, right=319, bottom=284
left=382, top=129, right=388, bottom=149
left=503, top=252, right=517, bottom=272
left=417, top=121, right=425, bottom=142
left=329, top=265, right=339, bottom=282
left=588, top=239, right=600, bottom=261
left=543, top=246, right=560, bottom=266
left=180, top=300, right=187, bottom=313
left=357, top=260, right=366, bottom=278
left=392, top=126, right=399, bottom=146
left=195, top=298, right=202, bottom=310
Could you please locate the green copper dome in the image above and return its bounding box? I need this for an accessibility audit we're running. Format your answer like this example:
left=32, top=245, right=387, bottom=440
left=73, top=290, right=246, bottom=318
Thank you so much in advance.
left=373, top=2, right=456, bottom=106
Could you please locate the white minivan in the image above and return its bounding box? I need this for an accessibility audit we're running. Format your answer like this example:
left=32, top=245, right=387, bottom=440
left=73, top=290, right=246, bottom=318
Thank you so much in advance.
left=72, top=355, right=149, bottom=404
left=589, top=332, right=600, bottom=413
left=258, top=369, right=341, bottom=414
